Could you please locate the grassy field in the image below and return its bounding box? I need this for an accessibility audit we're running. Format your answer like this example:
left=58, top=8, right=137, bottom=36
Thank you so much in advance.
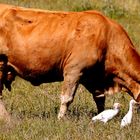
left=0, top=0, right=140, bottom=140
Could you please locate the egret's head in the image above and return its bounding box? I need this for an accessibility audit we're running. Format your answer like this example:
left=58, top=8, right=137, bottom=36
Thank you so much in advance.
left=113, top=103, right=121, bottom=110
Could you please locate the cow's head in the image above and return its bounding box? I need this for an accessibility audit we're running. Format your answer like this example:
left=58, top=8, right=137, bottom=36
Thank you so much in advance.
left=0, top=54, right=8, bottom=95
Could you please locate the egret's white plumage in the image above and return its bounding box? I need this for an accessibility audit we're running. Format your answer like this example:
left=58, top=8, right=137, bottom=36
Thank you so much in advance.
left=92, top=103, right=121, bottom=123
left=121, top=99, right=138, bottom=127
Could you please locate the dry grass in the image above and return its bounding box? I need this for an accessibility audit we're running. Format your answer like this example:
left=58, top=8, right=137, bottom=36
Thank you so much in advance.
left=1, top=79, right=140, bottom=140
left=0, top=0, right=140, bottom=140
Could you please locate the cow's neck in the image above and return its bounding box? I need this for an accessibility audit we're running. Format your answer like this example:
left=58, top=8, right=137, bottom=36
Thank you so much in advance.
left=122, top=45, right=140, bottom=82
left=107, top=23, right=140, bottom=83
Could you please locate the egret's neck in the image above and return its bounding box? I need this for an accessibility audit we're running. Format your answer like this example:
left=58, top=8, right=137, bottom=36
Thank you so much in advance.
left=114, top=108, right=120, bottom=113
left=129, top=103, right=134, bottom=113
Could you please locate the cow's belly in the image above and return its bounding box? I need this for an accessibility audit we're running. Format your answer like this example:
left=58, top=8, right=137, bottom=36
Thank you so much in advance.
left=22, top=68, right=63, bottom=86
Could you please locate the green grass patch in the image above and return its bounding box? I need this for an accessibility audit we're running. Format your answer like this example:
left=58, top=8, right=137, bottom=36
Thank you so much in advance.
left=0, top=0, right=140, bottom=139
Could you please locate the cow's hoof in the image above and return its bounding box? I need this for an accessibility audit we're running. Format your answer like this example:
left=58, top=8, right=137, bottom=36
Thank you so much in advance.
left=58, top=112, right=68, bottom=121
left=58, top=114, right=64, bottom=120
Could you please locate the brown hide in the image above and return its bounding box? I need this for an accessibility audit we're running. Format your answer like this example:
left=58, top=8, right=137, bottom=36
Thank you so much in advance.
left=0, top=4, right=140, bottom=119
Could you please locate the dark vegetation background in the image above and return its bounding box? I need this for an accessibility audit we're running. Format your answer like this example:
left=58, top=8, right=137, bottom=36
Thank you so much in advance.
left=0, top=0, right=140, bottom=139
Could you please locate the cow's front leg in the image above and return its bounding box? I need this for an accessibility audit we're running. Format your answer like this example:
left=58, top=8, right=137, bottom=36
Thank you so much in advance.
left=81, top=83, right=106, bottom=114
left=0, top=54, right=8, bottom=96
left=58, top=69, right=81, bottom=120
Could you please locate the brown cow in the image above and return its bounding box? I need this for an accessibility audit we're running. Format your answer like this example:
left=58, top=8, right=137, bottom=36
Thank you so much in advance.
left=0, top=4, right=140, bottom=120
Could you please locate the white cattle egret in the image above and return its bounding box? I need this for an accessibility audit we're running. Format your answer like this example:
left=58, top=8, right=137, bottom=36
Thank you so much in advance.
left=121, top=99, right=138, bottom=127
left=92, top=103, right=121, bottom=123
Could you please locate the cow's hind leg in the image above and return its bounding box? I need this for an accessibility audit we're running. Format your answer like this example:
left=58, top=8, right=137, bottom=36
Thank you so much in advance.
left=92, top=91, right=105, bottom=113
left=58, top=69, right=81, bottom=120
left=82, top=83, right=105, bottom=114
